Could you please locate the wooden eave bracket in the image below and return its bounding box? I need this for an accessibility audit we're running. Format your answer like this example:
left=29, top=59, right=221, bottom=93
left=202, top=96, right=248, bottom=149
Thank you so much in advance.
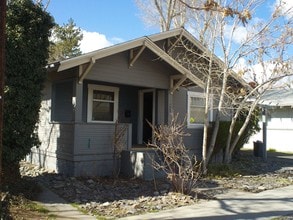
left=129, top=42, right=146, bottom=68
left=170, top=76, right=187, bottom=94
left=78, top=57, right=95, bottom=84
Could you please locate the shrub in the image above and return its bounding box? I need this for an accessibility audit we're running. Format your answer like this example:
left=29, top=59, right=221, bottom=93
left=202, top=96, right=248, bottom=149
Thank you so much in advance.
left=148, top=114, right=201, bottom=195
left=209, top=109, right=260, bottom=159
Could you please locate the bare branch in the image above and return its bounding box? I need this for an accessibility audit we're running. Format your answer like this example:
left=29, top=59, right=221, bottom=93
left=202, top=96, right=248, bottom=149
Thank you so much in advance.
left=148, top=113, right=201, bottom=195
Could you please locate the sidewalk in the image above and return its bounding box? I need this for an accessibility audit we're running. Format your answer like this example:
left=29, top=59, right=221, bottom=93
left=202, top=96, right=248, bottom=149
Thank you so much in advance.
left=120, top=185, right=293, bottom=220
left=34, top=182, right=293, bottom=220
left=34, top=184, right=96, bottom=220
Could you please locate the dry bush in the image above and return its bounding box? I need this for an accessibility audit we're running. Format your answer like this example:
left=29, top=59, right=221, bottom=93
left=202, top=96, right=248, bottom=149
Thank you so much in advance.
left=112, top=121, right=127, bottom=179
left=148, top=114, right=201, bottom=195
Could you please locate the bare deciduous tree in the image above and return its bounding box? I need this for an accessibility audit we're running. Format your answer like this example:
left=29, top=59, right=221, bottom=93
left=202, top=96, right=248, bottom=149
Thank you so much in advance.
left=136, top=0, right=293, bottom=173
left=136, top=0, right=253, bottom=32
left=135, top=0, right=187, bottom=31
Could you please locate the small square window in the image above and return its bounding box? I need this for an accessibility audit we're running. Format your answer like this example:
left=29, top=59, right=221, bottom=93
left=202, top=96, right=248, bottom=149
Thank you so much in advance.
left=87, top=85, right=119, bottom=123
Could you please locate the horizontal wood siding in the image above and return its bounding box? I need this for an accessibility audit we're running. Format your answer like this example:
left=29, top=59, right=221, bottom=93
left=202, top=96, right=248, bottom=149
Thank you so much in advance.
left=173, top=87, right=187, bottom=122
left=86, top=50, right=179, bottom=89
left=74, top=123, right=130, bottom=155
left=172, top=87, right=203, bottom=156
left=74, top=123, right=115, bottom=155
left=73, top=123, right=131, bottom=176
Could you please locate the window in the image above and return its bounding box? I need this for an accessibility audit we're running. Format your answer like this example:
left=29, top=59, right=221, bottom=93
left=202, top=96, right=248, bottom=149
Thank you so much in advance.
left=187, top=91, right=212, bottom=128
left=87, top=84, right=119, bottom=123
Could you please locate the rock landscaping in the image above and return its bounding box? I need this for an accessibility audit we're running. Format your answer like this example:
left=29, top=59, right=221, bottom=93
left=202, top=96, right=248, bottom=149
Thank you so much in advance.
left=18, top=150, right=293, bottom=219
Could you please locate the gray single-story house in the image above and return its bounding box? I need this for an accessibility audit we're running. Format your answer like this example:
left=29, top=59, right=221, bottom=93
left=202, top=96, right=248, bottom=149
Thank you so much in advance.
left=27, top=28, right=245, bottom=178
left=245, top=89, right=293, bottom=153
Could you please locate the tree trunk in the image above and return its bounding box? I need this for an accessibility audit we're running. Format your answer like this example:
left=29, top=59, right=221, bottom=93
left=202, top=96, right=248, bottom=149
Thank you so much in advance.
left=2, top=163, right=20, bottom=185
left=201, top=76, right=211, bottom=175
left=206, top=115, right=220, bottom=163
left=224, top=150, right=232, bottom=164
left=0, top=0, right=7, bottom=190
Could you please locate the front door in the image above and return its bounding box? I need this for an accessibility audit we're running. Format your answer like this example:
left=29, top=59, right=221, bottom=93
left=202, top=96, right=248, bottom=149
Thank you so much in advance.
left=138, top=89, right=155, bottom=144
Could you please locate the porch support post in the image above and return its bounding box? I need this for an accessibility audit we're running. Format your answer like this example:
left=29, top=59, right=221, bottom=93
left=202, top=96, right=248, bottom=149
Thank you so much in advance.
left=73, top=80, right=83, bottom=122
left=78, top=57, right=95, bottom=84
left=167, top=91, right=173, bottom=124
left=129, top=44, right=146, bottom=68
left=262, top=107, right=267, bottom=161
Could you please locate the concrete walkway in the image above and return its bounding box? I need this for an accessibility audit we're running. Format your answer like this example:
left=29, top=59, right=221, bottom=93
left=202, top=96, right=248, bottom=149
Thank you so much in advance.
left=34, top=184, right=96, bottom=220
left=121, top=185, right=293, bottom=220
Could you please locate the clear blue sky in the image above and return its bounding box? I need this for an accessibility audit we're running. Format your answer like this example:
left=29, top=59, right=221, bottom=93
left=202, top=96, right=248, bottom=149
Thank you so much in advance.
left=47, top=0, right=157, bottom=42
left=47, top=0, right=292, bottom=56
left=47, top=0, right=278, bottom=41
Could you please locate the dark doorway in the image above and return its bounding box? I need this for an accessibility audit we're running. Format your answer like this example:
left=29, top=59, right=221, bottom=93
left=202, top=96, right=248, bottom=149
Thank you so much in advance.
left=142, top=91, right=153, bottom=143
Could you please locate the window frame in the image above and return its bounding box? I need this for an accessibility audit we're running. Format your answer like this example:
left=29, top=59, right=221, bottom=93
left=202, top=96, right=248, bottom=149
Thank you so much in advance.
left=187, top=91, right=213, bottom=128
left=87, top=84, right=119, bottom=123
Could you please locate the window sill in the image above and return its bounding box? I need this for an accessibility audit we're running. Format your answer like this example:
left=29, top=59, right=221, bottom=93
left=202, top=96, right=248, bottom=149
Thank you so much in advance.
left=187, top=124, right=204, bottom=129
left=49, top=121, right=74, bottom=124
left=87, top=121, right=116, bottom=124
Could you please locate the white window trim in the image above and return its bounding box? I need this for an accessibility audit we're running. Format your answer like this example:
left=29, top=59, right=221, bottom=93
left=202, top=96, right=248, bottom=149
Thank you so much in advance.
left=187, top=91, right=213, bottom=129
left=87, top=84, right=119, bottom=123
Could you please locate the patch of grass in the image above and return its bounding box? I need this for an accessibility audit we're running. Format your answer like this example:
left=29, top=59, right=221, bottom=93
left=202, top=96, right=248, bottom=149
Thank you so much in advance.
left=271, top=216, right=293, bottom=220
left=27, top=202, right=50, bottom=214
left=96, top=216, right=114, bottom=220
left=47, top=214, right=57, bottom=219
left=5, top=177, right=56, bottom=219
left=70, top=203, right=89, bottom=215
left=72, top=203, right=116, bottom=220
left=268, top=148, right=277, bottom=152
left=207, top=163, right=242, bottom=178
left=9, top=196, right=55, bottom=220
left=90, top=210, right=114, bottom=220
left=276, top=178, right=292, bottom=185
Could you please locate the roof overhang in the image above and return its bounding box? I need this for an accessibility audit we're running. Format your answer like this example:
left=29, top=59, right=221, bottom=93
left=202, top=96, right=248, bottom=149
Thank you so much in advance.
left=51, top=30, right=205, bottom=88
left=48, top=28, right=247, bottom=90
left=259, top=89, right=293, bottom=108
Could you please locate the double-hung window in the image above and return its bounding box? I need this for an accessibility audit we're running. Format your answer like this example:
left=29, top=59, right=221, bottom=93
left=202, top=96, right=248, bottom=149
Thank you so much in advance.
left=87, top=84, right=119, bottom=123
left=187, top=91, right=212, bottom=128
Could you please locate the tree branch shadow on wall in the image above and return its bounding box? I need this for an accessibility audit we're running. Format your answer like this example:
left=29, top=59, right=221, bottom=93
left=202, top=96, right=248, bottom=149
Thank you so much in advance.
left=37, top=123, right=55, bottom=169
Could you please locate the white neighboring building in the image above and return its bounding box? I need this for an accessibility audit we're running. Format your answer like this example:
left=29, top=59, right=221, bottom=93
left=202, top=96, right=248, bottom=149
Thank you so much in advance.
left=245, top=89, right=293, bottom=153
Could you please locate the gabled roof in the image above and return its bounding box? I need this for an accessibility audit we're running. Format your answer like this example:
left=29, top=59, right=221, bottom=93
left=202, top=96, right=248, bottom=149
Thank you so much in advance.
left=54, top=28, right=190, bottom=72
left=48, top=28, right=247, bottom=89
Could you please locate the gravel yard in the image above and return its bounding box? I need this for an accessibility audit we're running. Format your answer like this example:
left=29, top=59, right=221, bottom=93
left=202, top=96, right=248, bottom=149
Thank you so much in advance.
left=16, top=150, right=293, bottom=219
